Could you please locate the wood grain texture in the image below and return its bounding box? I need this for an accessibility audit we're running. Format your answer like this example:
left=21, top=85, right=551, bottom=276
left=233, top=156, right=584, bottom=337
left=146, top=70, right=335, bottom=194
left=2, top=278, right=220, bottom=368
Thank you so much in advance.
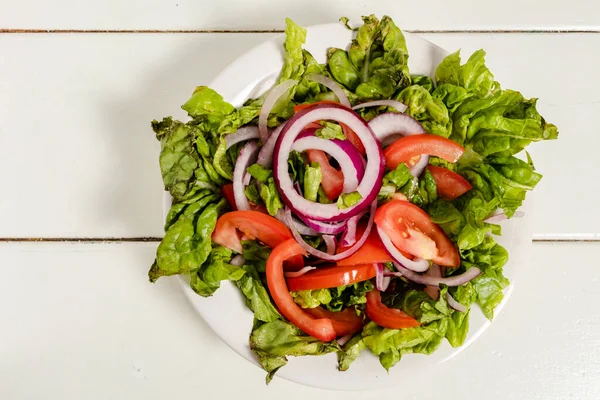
left=0, top=33, right=592, bottom=238
left=0, top=242, right=598, bottom=398
left=1, top=0, right=600, bottom=31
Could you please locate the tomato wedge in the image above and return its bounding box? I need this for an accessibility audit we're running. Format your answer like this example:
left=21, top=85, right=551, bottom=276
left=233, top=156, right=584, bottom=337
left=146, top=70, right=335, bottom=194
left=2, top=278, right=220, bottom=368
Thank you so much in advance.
left=266, top=239, right=336, bottom=341
left=221, top=183, right=237, bottom=211
left=342, top=124, right=366, bottom=155
left=304, top=306, right=364, bottom=337
left=305, top=149, right=345, bottom=200
left=286, top=263, right=376, bottom=291
left=384, top=134, right=465, bottom=171
left=365, top=289, right=420, bottom=329
left=374, top=200, right=460, bottom=267
left=427, top=165, right=472, bottom=200
left=212, top=211, right=294, bottom=254
left=337, top=224, right=415, bottom=267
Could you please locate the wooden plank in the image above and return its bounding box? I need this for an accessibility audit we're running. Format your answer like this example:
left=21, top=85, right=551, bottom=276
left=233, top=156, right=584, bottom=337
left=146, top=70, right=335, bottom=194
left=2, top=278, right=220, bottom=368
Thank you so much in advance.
left=0, top=242, right=598, bottom=398
left=0, top=33, right=593, bottom=238
left=1, top=0, right=600, bottom=32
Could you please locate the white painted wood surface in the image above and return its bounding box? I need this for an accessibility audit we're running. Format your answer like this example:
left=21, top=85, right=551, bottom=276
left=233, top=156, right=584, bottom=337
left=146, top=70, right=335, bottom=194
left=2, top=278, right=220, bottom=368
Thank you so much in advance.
left=0, top=33, right=595, bottom=239
left=1, top=242, right=598, bottom=399
left=1, top=4, right=598, bottom=398
left=1, top=0, right=599, bottom=31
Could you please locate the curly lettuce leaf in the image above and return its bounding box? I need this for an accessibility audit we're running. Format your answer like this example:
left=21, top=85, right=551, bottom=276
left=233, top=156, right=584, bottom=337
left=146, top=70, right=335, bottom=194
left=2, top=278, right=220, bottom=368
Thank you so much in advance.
left=235, top=263, right=281, bottom=322
left=190, top=245, right=245, bottom=297
left=250, top=319, right=339, bottom=384
left=303, top=162, right=322, bottom=202
left=149, top=199, right=225, bottom=282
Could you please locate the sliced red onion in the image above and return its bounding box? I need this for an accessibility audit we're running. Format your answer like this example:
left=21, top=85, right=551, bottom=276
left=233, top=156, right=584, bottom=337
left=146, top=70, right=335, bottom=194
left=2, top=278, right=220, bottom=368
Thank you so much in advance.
left=424, top=264, right=442, bottom=300
left=368, top=113, right=429, bottom=177
left=274, top=104, right=384, bottom=222
left=387, top=263, right=481, bottom=287
left=293, top=136, right=360, bottom=193
left=301, top=217, right=346, bottom=235
left=296, top=129, right=366, bottom=184
left=376, top=227, right=430, bottom=273
left=225, top=126, right=260, bottom=150
left=337, top=333, right=354, bottom=347
left=483, top=210, right=525, bottom=224
left=323, top=235, right=337, bottom=255
left=275, top=209, right=318, bottom=236
left=340, top=210, right=367, bottom=247
left=230, top=255, right=245, bottom=267
left=258, top=79, right=297, bottom=144
left=353, top=100, right=407, bottom=113
left=446, top=292, right=467, bottom=313
left=233, top=141, right=259, bottom=211
left=305, top=73, right=351, bottom=108
left=242, top=172, right=252, bottom=186
left=257, top=122, right=286, bottom=168
left=375, top=264, right=391, bottom=292
left=284, top=266, right=317, bottom=278
left=284, top=201, right=376, bottom=261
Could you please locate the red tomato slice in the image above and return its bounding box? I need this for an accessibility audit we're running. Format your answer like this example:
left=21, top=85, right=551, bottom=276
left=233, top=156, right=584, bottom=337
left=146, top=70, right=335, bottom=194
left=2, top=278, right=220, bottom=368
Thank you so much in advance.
left=337, top=224, right=414, bottom=267
left=342, top=124, right=366, bottom=155
left=286, top=263, right=376, bottom=291
left=306, top=149, right=344, bottom=201
left=374, top=200, right=460, bottom=267
left=427, top=165, right=473, bottom=200
left=221, top=183, right=237, bottom=211
left=293, top=100, right=344, bottom=113
left=384, top=134, right=465, bottom=171
left=266, top=239, right=336, bottom=341
left=304, top=306, right=364, bottom=337
left=365, top=289, right=420, bottom=329
left=212, top=211, right=294, bottom=254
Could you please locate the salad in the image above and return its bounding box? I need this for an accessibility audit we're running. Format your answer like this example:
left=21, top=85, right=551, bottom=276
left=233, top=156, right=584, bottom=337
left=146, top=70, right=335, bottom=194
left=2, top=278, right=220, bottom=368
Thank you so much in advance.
left=148, top=15, right=558, bottom=383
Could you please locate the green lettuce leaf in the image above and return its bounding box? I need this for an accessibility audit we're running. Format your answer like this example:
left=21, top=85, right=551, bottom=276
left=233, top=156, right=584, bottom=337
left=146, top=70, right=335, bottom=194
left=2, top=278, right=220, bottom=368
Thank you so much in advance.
left=315, top=121, right=346, bottom=140
left=291, top=288, right=332, bottom=309
left=235, top=263, right=280, bottom=322
left=190, top=245, right=245, bottom=297
left=303, top=162, right=322, bottom=202
left=149, top=199, right=225, bottom=282
left=337, top=191, right=363, bottom=209
left=395, top=85, right=452, bottom=137
left=250, top=320, right=339, bottom=384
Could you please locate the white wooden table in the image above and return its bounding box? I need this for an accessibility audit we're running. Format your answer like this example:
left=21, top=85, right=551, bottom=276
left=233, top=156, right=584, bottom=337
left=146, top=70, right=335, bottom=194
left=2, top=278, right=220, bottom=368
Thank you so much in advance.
left=1, top=2, right=599, bottom=398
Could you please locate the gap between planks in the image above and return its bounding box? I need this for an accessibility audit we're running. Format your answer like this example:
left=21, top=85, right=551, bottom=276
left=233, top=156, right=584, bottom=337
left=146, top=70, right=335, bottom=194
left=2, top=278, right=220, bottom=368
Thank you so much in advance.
left=2, top=29, right=600, bottom=34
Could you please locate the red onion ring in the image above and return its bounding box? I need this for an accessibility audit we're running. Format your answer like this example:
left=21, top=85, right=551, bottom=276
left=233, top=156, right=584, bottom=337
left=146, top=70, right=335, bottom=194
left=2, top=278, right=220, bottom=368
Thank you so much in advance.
left=337, top=333, right=354, bottom=347
left=368, top=113, right=429, bottom=177
left=296, top=128, right=366, bottom=183
left=274, top=104, right=384, bottom=222
left=305, top=73, right=351, bottom=107
left=387, top=263, right=481, bottom=287
left=353, top=100, right=407, bottom=113
left=340, top=209, right=367, bottom=247
left=233, top=140, right=259, bottom=211
left=274, top=210, right=318, bottom=236
left=376, top=227, right=430, bottom=272
left=483, top=210, right=525, bottom=224
left=424, top=264, right=442, bottom=300
left=257, top=122, right=286, bottom=168
left=375, top=264, right=391, bottom=292
left=258, top=79, right=297, bottom=144
left=230, top=255, right=245, bottom=267
left=284, top=266, right=317, bottom=278
left=283, top=201, right=376, bottom=261
left=446, top=292, right=467, bottom=313
left=323, top=235, right=337, bottom=255
left=292, top=136, right=360, bottom=193
left=300, top=217, right=346, bottom=235
left=225, top=126, right=260, bottom=150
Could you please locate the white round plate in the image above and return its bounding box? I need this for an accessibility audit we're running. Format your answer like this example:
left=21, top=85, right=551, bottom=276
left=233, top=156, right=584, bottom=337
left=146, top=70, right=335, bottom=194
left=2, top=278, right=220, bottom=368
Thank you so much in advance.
left=170, top=23, right=533, bottom=390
